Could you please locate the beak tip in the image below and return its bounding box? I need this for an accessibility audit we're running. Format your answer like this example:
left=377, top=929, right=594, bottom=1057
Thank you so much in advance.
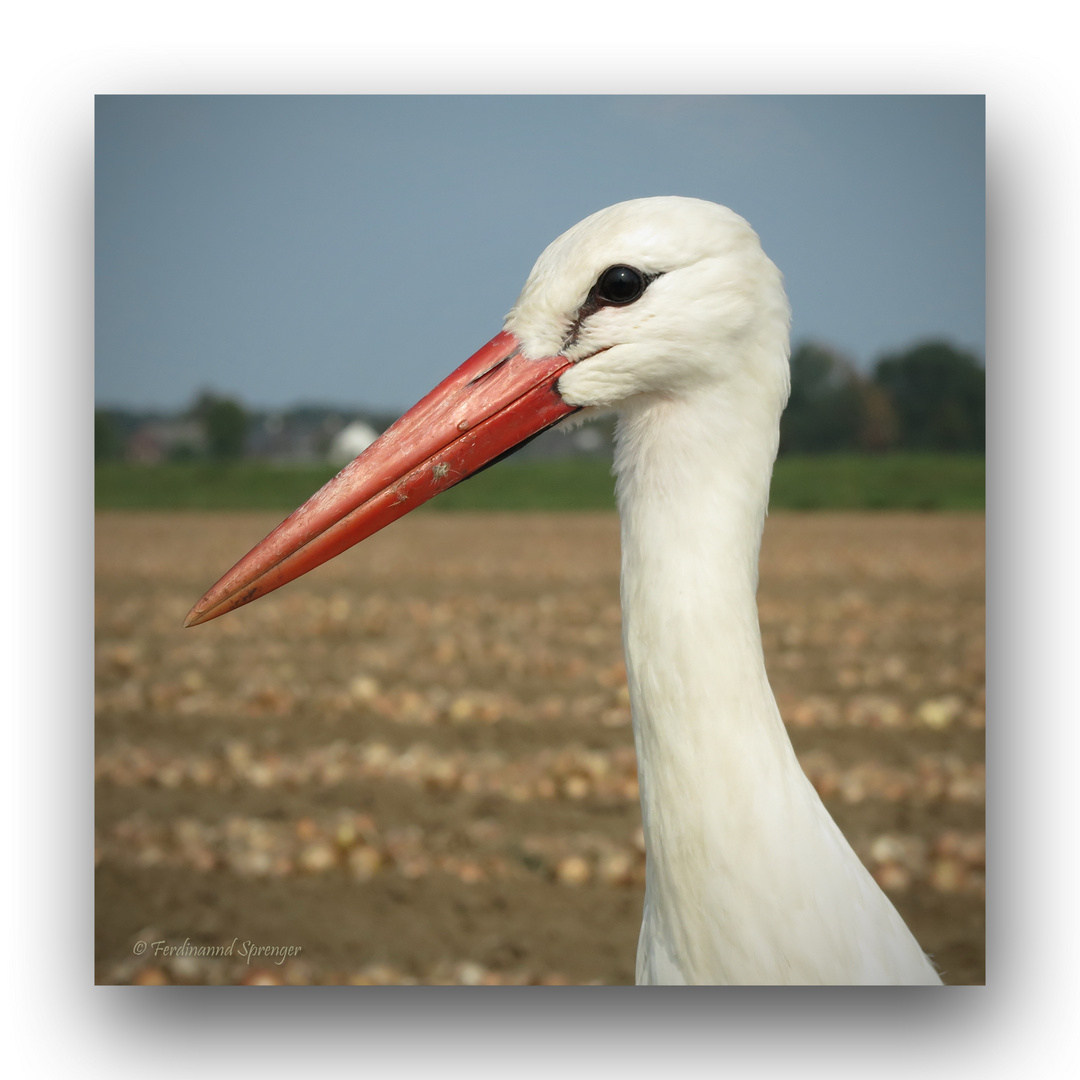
left=183, top=606, right=208, bottom=629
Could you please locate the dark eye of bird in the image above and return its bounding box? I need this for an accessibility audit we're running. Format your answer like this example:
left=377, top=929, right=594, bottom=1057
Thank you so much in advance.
left=595, top=264, right=646, bottom=305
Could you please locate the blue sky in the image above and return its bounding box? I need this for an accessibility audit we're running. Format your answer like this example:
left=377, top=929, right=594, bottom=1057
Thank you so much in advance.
left=96, top=95, right=984, bottom=412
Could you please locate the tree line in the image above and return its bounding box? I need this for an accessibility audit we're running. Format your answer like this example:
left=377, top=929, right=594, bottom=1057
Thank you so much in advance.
left=780, top=340, right=984, bottom=454
left=95, top=391, right=251, bottom=462
left=96, top=339, right=984, bottom=462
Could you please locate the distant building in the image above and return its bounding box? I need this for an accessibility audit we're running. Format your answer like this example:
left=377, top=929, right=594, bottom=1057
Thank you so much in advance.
left=328, top=420, right=379, bottom=465
left=105, top=402, right=611, bottom=466
left=572, top=426, right=605, bottom=454
left=126, top=419, right=206, bottom=463
left=510, top=419, right=613, bottom=460
left=247, top=412, right=334, bottom=463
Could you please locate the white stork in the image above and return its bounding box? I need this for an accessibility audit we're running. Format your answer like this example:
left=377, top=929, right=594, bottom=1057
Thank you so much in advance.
left=186, top=197, right=943, bottom=986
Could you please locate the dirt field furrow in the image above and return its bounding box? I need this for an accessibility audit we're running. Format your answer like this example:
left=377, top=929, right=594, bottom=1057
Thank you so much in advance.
left=96, top=510, right=985, bottom=985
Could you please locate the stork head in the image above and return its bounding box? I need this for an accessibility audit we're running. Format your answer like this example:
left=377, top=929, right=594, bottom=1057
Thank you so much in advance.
left=184, top=197, right=790, bottom=627
left=509, top=197, right=790, bottom=412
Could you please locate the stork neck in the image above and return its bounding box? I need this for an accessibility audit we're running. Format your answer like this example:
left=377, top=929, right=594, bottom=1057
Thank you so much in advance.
left=612, top=381, right=942, bottom=986
left=614, top=380, right=779, bottom=695
left=614, top=380, right=799, bottom=980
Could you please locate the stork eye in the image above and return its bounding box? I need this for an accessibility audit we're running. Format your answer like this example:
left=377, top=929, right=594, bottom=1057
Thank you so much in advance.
left=595, top=264, right=646, bottom=305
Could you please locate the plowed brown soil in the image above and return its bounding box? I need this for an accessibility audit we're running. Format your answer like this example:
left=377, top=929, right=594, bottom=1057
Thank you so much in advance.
left=95, top=510, right=984, bottom=985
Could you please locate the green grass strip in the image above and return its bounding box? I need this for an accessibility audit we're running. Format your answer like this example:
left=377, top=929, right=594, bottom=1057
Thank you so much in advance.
left=95, top=454, right=984, bottom=513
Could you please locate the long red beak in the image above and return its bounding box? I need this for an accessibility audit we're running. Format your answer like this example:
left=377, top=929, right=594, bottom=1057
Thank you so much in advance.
left=184, top=331, right=576, bottom=628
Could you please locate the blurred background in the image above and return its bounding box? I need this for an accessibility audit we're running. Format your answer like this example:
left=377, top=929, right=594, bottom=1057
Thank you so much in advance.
left=95, top=95, right=985, bottom=985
